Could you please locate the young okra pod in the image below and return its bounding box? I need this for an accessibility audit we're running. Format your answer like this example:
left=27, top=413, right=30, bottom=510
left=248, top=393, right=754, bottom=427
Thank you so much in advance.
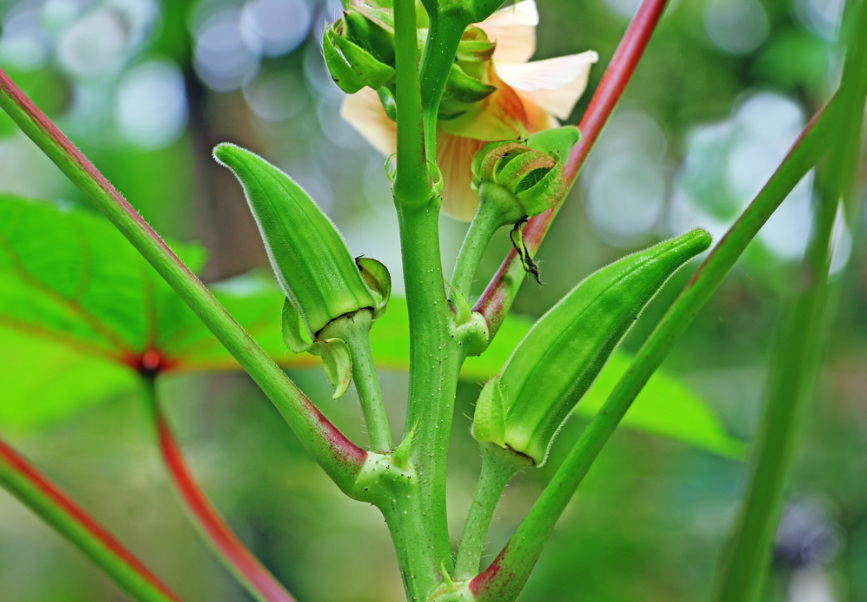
left=473, top=229, right=712, bottom=465
left=214, top=143, right=390, bottom=401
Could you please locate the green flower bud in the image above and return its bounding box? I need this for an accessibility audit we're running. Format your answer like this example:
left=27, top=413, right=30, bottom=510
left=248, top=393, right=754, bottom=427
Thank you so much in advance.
left=471, top=126, right=581, bottom=223
left=444, top=62, right=497, bottom=104
left=439, top=27, right=498, bottom=119
left=473, top=229, right=713, bottom=465
left=323, top=6, right=396, bottom=94
left=343, top=6, right=396, bottom=65
left=454, top=26, right=496, bottom=63
left=419, top=0, right=502, bottom=25
left=213, top=143, right=382, bottom=339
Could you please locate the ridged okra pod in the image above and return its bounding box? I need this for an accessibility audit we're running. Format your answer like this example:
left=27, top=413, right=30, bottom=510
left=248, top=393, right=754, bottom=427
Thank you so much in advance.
left=473, top=229, right=712, bottom=465
left=214, top=144, right=392, bottom=449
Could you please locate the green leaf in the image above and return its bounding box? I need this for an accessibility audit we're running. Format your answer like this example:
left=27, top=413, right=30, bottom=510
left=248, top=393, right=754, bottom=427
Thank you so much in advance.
left=0, top=195, right=199, bottom=427
left=0, top=327, right=136, bottom=430
left=0, top=196, right=743, bottom=459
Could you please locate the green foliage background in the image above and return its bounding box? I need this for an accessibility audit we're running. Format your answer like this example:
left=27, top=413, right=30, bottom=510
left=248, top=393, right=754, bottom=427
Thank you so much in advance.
left=0, top=0, right=864, bottom=600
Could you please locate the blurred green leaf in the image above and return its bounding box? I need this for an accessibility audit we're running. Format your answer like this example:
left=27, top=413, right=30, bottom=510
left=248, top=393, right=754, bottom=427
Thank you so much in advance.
left=0, top=194, right=204, bottom=358
left=0, top=327, right=135, bottom=429
left=0, top=196, right=743, bottom=459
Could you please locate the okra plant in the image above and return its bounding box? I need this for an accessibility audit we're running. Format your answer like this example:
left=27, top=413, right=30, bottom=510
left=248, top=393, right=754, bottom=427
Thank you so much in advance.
left=0, top=0, right=865, bottom=601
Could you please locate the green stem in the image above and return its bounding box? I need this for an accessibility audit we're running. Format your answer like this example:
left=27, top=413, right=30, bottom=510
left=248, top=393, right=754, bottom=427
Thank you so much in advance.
left=713, top=3, right=867, bottom=597
left=451, top=191, right=509, bottom=298
left=141, top=377, right=296, bottom=602
left=393, top=0, right=433, bottom=204
left=714, top=189, right=836, bottom=602
left=454, top=444, right=531, bottom=580
left=0, top=434, right=183, bottom=602
left=321, top=312, right=393, bottom=452
left=381, top=484, right=443, bottom=601
left=469, top=94, right=841, bottom=602
left=351, top=454, right=444, bottom=601
left=396, top=202, right=460, bottom=573
left=392, top=0, right=460, bottom=581
left=419, top=12, right=467, bottom=157
left=0, top=68, right=366, bottom=494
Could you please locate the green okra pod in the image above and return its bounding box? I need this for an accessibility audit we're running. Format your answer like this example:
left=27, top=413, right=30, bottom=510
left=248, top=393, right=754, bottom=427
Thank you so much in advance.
left=214, top=143, right=391, bottom=406
left=473, top=229, right=713, bottom=465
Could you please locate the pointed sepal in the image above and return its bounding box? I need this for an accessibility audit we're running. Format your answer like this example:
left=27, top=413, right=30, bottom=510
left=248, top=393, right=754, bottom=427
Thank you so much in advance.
left=322, top=26, right=366, bottom=94
left=281, top=297, right=313, bottom=353
left=392, top=420, right=418, bottom=469
left=356, top=257, right=391, bottom=320
left=313, top=338, right=353, bottom=400
left=472, top=377, right=506, bottom=449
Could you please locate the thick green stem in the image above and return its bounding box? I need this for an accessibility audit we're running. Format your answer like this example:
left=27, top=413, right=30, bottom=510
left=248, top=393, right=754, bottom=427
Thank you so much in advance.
left=393, top=0, right=432, bottom=204
left=419, top=13, right=467, bottom=157
left=0, top=435, right=183, bottom=602
left=322, top=312, right=393, bottom=452
left=396, top=202, right=460, bottom=573
left=0, top=68, right=366, bottom=494
left=454, top=444, right=531, bottom=580
left=353, top=454, right=442, bottom=602
left=382, top=488, right=442, bottom=601
left=141, top=377, right=296, bottom=602
left=469, top=95, right=841, bottom=602
left=451, top=192, right=509, bottom=298
left=392, top=0, right=461, bottom=582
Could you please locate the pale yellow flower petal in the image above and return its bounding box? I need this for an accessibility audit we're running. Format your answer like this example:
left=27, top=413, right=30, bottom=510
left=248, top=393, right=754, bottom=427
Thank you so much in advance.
left=477, top=0, right=538, bottom=65
left=437, top=132, right=484, bottom=221
left=494, top=51, right=598, bottom=120
left=522, top=95, right=560, bottom=133
left=340, top=87, right=397, bottom=156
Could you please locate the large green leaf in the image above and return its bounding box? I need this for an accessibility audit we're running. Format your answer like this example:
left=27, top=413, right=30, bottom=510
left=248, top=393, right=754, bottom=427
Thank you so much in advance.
left=0, top=196, right=743, bottom=459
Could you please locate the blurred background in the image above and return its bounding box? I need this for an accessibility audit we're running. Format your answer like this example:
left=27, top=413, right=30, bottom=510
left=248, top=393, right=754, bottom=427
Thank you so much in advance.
left=0, top=0, right=865, bottom=600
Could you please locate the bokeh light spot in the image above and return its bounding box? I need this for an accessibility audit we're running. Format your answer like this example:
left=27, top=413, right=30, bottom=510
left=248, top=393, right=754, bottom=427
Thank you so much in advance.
left=115, top=59, right=188, bottom=149
left=240, top=0, right=312, bottom=57
left=703, top=0, right=769, bottom=55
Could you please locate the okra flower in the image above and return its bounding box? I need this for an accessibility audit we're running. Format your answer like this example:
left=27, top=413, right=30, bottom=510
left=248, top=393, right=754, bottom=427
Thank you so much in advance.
left=341, top=0, right=598, bottom=220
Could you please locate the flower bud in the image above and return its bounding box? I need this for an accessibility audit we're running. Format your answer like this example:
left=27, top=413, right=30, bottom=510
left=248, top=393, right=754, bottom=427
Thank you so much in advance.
left=323, top=6, right=396, bottom=94
left=470, top=126, right=581, bottom=223
left=419, top=0, right=503, bottom=25
left=454, top=26, right=496, bottom=63
left=439, top=27, right=498, bottom=119
left=472, top=229, right=712, bottom=465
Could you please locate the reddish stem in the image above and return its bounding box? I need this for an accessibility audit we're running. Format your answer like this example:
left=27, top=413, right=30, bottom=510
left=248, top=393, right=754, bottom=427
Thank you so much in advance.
left=473, top=0, right=671, bottom=333
left=151, top=397, right=296, bottom=602
left=0, top=436, right=183, bottom=602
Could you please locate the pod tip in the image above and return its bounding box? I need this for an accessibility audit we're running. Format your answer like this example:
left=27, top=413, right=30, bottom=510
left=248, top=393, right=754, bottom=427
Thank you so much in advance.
left=690, top=227, right=713, bottom=253
left=212, top=142, right=243, bottom=166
